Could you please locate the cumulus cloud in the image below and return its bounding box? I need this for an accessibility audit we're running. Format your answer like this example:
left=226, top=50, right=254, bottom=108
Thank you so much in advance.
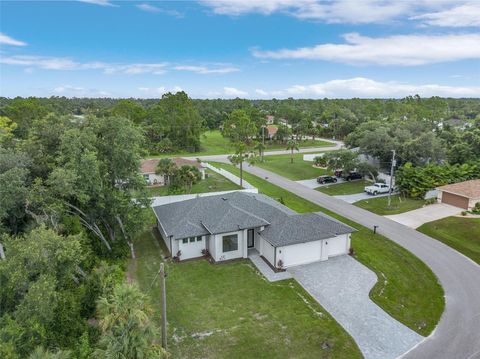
left=411, top=2, right=480, bottom=27
left=174, top=65, right=239, bottom=74
left=138, top=87, right=167, bottom=95
left=276, top=77, right=480, bottom=98
left=54, top=85, right=85, bottom=93
left=223, top=87, right=248, bottom=97
left=252, top=33, right=480, bottom=66
left=200, top=0, right=480, bottom=27
left=0, top=33, right=27, bottom=46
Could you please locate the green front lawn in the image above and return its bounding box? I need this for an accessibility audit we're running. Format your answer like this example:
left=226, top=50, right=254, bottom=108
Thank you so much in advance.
left=418, top=216, right=480, bottom=265
left=132, top=228, right=362, bottom=359
left=354, top=195, right=427, bottom=215
left=317, top=180, right=370, bottom=196
left=211, top=162, right=444, bottom=336
left=145, top=169, right=240, bottom=196
left=256, top=153, right=331, bottom=180
left=148, top=130, right=334, bottom=158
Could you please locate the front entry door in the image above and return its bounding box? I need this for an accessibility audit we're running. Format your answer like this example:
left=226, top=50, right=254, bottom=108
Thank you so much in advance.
left=247, top=229, right=254, bottom=248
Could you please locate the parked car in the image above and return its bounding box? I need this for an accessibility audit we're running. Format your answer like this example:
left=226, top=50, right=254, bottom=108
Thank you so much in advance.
left=343, top=172, right=363, bottom=181
left=317, top=175, right=337, bottom=184
left=364, top=183, right=392, bottom=195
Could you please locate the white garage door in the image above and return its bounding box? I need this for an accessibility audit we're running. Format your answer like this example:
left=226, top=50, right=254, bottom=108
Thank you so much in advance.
left=326, top=236, right=347, bottom=257
left=179, top=236, right=205, bottom=260
left=281, top=241, right=322, bottom=267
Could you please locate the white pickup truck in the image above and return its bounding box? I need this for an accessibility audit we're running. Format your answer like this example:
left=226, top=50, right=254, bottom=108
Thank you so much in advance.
left=364, top=183, right=392, bottom=195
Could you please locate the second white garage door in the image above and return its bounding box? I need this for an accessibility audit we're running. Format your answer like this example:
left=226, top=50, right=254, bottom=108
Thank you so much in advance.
left=279, top=240, right=322, bottom=268
left=326, top=235, right=348, bottom=257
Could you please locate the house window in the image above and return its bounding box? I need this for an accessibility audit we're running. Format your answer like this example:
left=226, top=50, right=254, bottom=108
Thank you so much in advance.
left=182, top=238, right=188, bottom=244
left=222, top=234, right=238, bottom=253
left=189, top=237, right=195, bottom=243
left=196, top=236, right=202, bottom=242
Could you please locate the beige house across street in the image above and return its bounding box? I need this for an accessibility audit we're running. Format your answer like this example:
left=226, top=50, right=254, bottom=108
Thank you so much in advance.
left=436, top=179, right=480, bottom=210
left=140, top=158, right=205, bottom=186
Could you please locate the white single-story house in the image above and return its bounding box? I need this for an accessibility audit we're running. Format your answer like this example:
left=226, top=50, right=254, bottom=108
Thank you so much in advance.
left=140, top=158, right=205, bottom=186
left=436, top=179, right=480, bottom=210
left=152, top=192, right=355, bottom=268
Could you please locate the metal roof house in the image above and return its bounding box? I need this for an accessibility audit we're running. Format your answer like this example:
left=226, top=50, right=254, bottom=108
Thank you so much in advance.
left=153, top=192, right=355, bottom=268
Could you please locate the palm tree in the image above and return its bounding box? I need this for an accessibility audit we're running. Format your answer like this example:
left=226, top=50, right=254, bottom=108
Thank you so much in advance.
left=254, top=142, right=266, bottom=162
left=93, top=283, right=167, bottom=359
left=155, top=158, right=177, bottom=185
left=286, top=139, right=299, bottom=164
left=176, top=165, right=202, bottom=192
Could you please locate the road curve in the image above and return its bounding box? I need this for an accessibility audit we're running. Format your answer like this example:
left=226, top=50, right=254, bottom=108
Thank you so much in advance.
left=231, top=165, right=480, bottom=359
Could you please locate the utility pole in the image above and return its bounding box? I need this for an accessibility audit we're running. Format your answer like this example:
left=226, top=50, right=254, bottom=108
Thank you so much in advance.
left=388, top=150, right=396, bottom=207
left=159, top=263, right=167, bottom=350
left=262, top=125, right=265, bottom=162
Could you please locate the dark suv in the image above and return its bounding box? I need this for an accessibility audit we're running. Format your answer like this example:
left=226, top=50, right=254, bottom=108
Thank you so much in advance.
left=343, top=172, right=363, bottom=181
left=317, top=175, right=338, bottom=184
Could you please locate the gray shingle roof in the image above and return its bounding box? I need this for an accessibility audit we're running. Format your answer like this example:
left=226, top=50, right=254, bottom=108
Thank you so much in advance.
left=153, top=192, right=355, bottom=246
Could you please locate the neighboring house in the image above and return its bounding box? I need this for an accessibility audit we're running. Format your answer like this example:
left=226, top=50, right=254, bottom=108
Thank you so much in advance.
left=266, top=115, right=275, bottom=125
left=436, top=179, right=480, bottom=210
left=266, top=125, right=278, bottom=139
left=153, top=192, right=355, bottom=268
left=140, top=158, right=206, bottom=186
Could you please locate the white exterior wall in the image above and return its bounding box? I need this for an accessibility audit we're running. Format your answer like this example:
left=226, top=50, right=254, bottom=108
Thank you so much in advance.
left=145, top=173, right=165, bottom=186
left=178, top=236, right=206, bottom=260
left=212, top=230, right=246, bottom=262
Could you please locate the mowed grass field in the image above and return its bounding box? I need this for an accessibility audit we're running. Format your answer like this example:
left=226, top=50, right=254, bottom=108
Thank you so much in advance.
left=145, top=169, right=240, bottom=197
left=317, top=180, right=370, bottom=195
left=148, top=130, right=334, bottom=158
left=256, top=153, right=331, bottom=180
left=132, top=227, right=362, bottom=359
left=211, top=162, right=444, bottom=336
left=418, top=216, right=480, bottom=265
left=354, top=195, right=427, bottom=215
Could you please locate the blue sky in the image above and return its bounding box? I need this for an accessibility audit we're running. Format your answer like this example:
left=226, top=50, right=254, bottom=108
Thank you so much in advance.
left=1, top=0, right=479, bottom=99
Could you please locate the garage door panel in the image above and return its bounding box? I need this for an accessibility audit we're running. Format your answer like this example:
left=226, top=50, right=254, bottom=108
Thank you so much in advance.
left=282, top=241, right=321, bottom=267
left=442, top=192, right=469, bottom=210
left=327, top=236, right=348, bottom=257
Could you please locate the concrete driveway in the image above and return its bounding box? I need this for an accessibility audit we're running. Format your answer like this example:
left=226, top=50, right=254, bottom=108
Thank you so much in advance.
left=288, top=256, right=422, bottom=359
left=296, top=177, right=346, bottom=189
left=385, top=203, right=461, bottom=228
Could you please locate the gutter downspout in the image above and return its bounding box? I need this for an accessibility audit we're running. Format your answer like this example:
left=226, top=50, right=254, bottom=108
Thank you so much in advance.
left=274, top=246, right=277, bottom=269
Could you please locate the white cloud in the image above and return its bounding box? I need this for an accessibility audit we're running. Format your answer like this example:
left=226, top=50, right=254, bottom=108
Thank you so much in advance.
left=78, top=0, right=116, bottom=7
left=0, top=55, right=168, bottom=74
left=172, top=86, right=183, bottom=93
left=138, top=87, right=168, bottom=95
left=54, top=85, right=85, bottom=93
left=52, top=84, right=111, bottom=97
left=275, top=77, right=480, bottom=98
left=0, top=33, right=27, bottom=46
left=136, top=3, right=183, bottom=17
left=223, top=87, right=248, bottom=97
left=252, top=33, right=480, bottom=65
left=174, top=65, right=239, bottom=74
left=255, top=88, right=269, bottom=96
left=411, top=2, right=480, bottom=27
left=200, top=0, right=480, bottom=27
left=136, top=3, right=161, bottom=12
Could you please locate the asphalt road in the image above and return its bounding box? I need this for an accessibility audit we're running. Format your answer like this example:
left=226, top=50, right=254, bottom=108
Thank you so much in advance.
left=181, top=138, right=344, bottom=162
left=235, top=165, right=480, bottom=359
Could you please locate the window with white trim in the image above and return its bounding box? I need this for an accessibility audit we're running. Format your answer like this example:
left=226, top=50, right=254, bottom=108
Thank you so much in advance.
left=222, top=234, right=238, bottom=252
